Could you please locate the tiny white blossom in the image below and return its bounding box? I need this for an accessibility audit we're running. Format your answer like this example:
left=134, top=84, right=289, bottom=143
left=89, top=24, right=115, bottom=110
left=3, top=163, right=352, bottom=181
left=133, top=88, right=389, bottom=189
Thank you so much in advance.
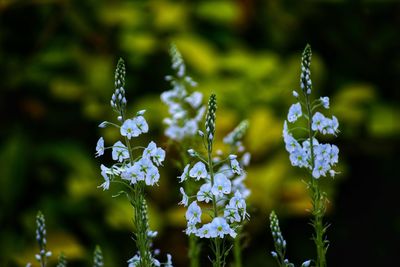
left=320, top=96, right=329, bottom=109
left=187, top=149, right=196, bottom=157
left=196, top=223, right=212, bottom=238
left=179, top=187, right=189, bottom=206
left=186, top=201, right=202, bottom=224
left=209, top=217, right=236, bottom=238
left=189, top=162, right=208, bottom=180
left=98, top=121, right=108, bottom=128
left=95, top=137, right=104, bottom=157
left=133, top=116, right=149, bottom=134
left=185, top=92, right=203, bottom=108
left=230, top=157, right=242, bottom=175
left=197, top=183, right=212, bottom=203
left=99, top=164, right=110, bottom=190
left=288, top=102, right=302, bottom=123
left=112, top=141, right=129, bottom=162
left=178, top=164, right=190, bottom=183
left=120, top=119, right=141, bottom=139
left=211, top=173, right=231, bottom=197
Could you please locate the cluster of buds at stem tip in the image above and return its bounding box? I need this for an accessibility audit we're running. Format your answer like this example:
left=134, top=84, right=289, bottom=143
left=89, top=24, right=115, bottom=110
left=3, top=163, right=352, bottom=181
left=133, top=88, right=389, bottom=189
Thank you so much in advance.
left=205, top=94, right=217, bottom=152
left=56, top=253, right=67, bottom=267
left=111, top=58, right=127, bottom=114
left=269, top=211, right=286, bottom=253
left=93, top=245, right=104, bottom=267
left=35, top=211, right=52, bottom=263
left=300, top=44, right=312, bottom=95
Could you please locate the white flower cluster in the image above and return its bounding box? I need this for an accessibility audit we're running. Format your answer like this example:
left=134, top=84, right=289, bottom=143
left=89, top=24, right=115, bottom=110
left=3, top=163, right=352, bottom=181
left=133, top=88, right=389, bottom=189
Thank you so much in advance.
left=161, top=44, right=206, bottom=141
left=284, top=100, right=339, bottom=179
left=128, top=253, right=173, bottom=267
left=96, top=59, right=166, bottom=191
left=95, top=111, right=165, bottom=190
left=284, top=45, right=339, bottom=179
left=179, top=150, right=249, bottom=239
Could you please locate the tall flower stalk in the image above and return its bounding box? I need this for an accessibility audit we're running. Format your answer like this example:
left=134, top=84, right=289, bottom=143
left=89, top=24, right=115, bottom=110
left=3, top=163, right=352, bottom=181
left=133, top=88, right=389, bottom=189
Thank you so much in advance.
left=34, top=211, right=52, bottom=267
left=161, top=44, right=205, bottom=267
left=278, top=44, right=340, bottom=267
left=179, top=94, right=249, bottom=267
left=93, top=245, right=104, bottom=267
left=95, top=58, right=172, bottom=266
left=223, top=120, right=251, bottom=267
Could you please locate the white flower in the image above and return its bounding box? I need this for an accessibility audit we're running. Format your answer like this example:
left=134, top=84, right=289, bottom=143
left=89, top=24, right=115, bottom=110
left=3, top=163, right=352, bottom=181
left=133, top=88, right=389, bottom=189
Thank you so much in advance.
left=132, top=157, right=154, bottom=181
left=178, top=164, right=190, bottom=183
left=320, top=96, right=329, bottom=109
left=229, top=156, right=242, bottom=175
left=241, top=152, right=251, bottom=166
left=165, top=254, right=173, bottom=267
left=197, top=183, right=212, bottom=203
left=143, top=141, right=165, bottom=166
left=186, top=201, right=202, bottom=224
left=112, top=141, right=129, bottom=162
left=311, top=112, right=327, bottom=132
left=120, top=119, right=141, bottom=139
left=145, top=165, right=160, bottom=186
left=209, top=217, right=236, bottom=238
left=211, top=173, right=231, bottom=197
left=179, top=187, right=189, bottom=206
left=288, top=102, right=302, bottom=123
left=95, top=137, right=104, bottom=157
left=196, top=223, right=212, bottom=238
left=99, top=164, right=110, bottom=190
left=185, top=92, right=203, bottom=108
left=121, top=165, right=138, bottom=184
left=134, top=116, right=149, bottom=134
left=189, top=162, right=207, bottom=180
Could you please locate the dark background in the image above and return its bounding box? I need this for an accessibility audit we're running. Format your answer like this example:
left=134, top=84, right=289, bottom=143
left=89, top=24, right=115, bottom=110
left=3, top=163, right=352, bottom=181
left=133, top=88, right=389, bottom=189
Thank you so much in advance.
left=0, top=0, right=399, bottom=266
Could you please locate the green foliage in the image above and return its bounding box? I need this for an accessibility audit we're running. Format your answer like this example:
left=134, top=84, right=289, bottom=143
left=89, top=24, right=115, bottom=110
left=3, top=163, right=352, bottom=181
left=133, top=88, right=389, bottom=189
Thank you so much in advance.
left=0, top=0, right=397, bottom=266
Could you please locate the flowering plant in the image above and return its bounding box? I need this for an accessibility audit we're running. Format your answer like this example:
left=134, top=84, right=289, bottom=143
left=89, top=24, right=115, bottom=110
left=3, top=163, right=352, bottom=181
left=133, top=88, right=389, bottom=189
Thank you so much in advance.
left=270, top=44, right=339, bottom=267
left=178, top=94, right=250, bottom=267
left=95, top=58, right=172, bottom=267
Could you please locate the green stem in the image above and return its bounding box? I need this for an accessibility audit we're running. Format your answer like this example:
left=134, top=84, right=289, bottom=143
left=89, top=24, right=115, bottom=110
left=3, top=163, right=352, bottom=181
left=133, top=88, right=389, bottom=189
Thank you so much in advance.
left=188, top=234, right=201, bottom=267
left=233, top=227, right=242, bottom=267
left=305, top=94, right=327, bottom=267
left=208, top=150, right=222, bottom=267
left=121, top=111, right=153, bottom=267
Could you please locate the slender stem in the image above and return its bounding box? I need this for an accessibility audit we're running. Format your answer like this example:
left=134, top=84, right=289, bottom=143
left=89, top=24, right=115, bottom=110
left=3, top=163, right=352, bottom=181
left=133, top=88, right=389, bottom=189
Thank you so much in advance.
left=188, top=235, right=200, bottom=267
left=233, top=227, right=242, bottom=267
left=40, top=256, right=45, bottom=267
left=121, top=111, right=153, bottom=267
left=208, top=150, right=222, bottom=267
left=305, top=94, right=327, bottom=267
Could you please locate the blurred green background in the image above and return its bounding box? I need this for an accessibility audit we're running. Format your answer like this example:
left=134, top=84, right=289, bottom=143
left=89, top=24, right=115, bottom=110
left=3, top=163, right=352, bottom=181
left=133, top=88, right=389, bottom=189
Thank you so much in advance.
left=0, top=0, right=399, bottom=266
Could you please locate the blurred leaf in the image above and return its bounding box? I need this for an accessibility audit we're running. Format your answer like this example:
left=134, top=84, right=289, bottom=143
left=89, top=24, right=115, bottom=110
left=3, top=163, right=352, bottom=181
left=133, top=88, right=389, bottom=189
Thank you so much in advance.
left=120, top=32, right=157, bottom=55
left=151, top=1, right=188, bottom=31
left=195, top=1, right=240, bottom=25
left=0, top=134, right=28, bottom=219
left=247, top=154, right=288, bottom=211
left=50, top=78, right=82, bottom=100
left=247, top=107, right=281, bottom=157
left=17, top=231, right=86, bottom=266
left=105, top=198, right=134, bottom=230
left=368, top=104, right=399, bottom=136
left=98, top=3, right=142, bottom=27
left=175, top=35, right=219, bottom=75
left=332, top=83, right=376, bottom=135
